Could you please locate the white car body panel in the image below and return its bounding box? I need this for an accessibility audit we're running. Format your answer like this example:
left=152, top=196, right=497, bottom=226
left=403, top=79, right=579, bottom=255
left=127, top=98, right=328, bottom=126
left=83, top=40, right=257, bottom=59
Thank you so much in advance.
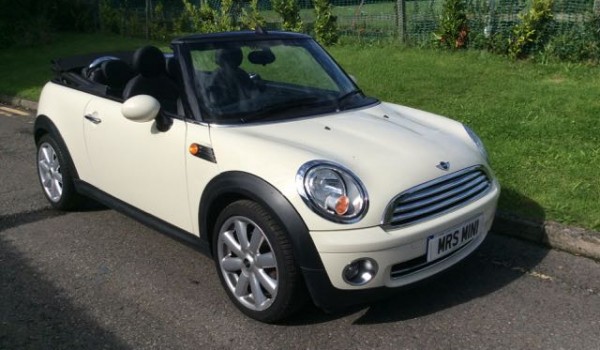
left=37, top=83, right=94, bottom=180
left=82, top=97, right=194, bottom=232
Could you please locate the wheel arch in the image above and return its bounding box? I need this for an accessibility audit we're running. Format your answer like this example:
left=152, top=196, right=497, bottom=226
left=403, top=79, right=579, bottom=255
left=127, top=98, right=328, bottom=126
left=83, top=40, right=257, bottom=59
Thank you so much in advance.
left=198, top=171, right=324, bottom=271
left=34, top=114, right=80, bottom=180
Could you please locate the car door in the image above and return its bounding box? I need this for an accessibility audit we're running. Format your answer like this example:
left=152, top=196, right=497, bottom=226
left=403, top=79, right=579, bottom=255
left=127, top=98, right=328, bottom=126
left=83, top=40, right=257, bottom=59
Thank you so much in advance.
left=82, top=96, right=195, bottom=233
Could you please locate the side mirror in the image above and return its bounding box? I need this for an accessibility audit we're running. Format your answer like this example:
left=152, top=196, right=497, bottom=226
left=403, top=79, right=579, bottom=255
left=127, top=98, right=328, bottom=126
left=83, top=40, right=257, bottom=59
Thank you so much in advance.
left=349, top=75, right=358, bottom=84
left=122, top=95, right=160, bottom=123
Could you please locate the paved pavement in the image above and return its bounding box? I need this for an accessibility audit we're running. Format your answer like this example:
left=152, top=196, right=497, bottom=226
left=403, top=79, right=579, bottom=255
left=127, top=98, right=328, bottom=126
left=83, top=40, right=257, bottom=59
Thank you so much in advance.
left=1, top=106, right=599, bottom=349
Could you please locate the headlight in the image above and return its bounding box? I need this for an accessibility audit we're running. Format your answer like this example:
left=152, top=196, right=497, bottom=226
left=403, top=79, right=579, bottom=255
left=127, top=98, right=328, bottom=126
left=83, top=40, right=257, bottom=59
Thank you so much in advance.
left=296, top=161, right=368, bottom=224
left=464, top=125, right=488, bottom=161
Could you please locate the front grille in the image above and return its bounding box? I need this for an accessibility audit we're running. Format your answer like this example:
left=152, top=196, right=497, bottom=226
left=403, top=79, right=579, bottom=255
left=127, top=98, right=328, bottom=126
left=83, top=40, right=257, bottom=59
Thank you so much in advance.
left=384, top=166, right=492, bottom=228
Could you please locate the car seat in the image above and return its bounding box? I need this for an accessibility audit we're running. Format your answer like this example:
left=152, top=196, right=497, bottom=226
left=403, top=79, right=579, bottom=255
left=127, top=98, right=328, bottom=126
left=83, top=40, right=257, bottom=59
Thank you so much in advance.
left=209, top=47, right=254, bottom=106
left=101, top=59, right=134, bottom=98
left=123, top=46, right=180, bottom=113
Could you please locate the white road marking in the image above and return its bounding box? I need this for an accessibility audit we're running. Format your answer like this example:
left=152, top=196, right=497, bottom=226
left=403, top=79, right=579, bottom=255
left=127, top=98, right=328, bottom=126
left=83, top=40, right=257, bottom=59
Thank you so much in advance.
left=0, top=106, right=32, bottom=117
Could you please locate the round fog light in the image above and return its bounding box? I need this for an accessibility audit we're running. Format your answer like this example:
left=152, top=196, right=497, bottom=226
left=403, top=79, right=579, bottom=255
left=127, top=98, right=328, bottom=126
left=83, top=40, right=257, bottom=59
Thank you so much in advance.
left=342, top=258, right=378, bottom=286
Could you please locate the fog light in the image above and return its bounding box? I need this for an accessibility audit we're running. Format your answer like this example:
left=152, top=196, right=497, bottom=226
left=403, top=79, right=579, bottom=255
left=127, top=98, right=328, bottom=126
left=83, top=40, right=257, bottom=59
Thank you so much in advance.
left=342, top=258, right=378, bottom=286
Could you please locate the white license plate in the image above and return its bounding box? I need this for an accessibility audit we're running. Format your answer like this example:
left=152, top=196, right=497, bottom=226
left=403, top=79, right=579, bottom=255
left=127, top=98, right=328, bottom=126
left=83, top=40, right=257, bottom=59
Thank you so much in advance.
left=427, top=214, right=483, bottom=262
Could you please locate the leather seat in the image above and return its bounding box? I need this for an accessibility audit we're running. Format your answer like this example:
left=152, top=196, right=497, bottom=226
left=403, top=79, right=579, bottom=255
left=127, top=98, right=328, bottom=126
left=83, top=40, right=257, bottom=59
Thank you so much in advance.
left=101, top=59, right=134, bottom=97
left=123, top=46, right=179, bottom=113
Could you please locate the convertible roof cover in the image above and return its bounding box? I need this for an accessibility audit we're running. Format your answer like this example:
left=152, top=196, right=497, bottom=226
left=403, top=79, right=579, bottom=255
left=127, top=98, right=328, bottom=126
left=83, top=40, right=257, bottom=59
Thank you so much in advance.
left=51, top=51, right=133, bottom=74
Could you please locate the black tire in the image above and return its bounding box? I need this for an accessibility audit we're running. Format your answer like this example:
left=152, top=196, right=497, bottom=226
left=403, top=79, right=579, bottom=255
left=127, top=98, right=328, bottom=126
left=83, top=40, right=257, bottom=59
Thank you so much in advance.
left=36, top=133, right=84, bottom=210
left=212, top=200, right=307, bottom=323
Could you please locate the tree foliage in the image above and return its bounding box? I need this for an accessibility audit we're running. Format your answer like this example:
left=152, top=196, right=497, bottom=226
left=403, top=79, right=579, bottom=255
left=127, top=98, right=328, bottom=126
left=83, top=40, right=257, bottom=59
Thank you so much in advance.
left=272, top=0, right=303, bottom=32
left=313, top=0, right=338, bottom=46
left=241, top=0, right=266, bottom=30
left=434, top=0, right=469, bottom=49
left=508, top=0, right=554, bottom=59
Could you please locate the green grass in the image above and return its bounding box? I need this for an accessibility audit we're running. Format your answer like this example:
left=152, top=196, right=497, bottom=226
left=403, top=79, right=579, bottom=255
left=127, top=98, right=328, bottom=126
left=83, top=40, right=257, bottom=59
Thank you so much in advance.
left=0, top=32, right=598, bottom=230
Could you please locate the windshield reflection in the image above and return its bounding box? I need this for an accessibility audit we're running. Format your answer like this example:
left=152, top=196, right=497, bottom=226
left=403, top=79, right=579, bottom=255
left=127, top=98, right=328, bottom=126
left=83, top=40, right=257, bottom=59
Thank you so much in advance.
left=187, top=38, right=375, bottom=124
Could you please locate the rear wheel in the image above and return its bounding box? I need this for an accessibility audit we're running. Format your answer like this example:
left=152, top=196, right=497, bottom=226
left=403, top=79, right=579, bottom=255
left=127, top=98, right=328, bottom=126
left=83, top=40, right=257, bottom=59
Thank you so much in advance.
left=213, top=200, right=306, bottom=323
left=36, top=134, right=83, bottom=210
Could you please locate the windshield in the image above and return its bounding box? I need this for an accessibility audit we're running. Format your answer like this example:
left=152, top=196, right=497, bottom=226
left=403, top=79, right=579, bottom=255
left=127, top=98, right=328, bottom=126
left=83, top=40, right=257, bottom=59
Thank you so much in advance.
left=187, top=38, right=376, bottom=124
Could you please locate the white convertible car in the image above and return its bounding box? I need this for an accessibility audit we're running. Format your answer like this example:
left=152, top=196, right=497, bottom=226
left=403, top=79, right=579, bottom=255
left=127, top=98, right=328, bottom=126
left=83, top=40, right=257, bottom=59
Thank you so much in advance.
left=35, top=30, right=500, bottom=322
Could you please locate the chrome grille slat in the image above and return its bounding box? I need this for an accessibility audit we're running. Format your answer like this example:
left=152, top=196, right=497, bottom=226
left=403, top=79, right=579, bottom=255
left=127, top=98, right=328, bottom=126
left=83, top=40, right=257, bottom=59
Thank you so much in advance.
left=385, top=166, right=492, bottom=228
left=393, top=175, right=487, bottom=213
left=399, top=171, right=481, bottom=204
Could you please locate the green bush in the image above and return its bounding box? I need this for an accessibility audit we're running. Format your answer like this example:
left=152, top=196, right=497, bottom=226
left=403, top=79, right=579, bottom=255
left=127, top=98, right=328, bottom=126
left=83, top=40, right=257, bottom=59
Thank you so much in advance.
left=0, top=0, right=94, bottom=46
left=508, top=0, right=554, bottom=60
left=241, top=0, right=266, bottom=30
left=434, top=0, right=469, bottom=49
left=272, top=0, right=303, bottom=32
left=313, top=0, right=338, bottom=46
left=99, top=0, right=125, bottom=34
left=543, top=14, right=600, bottom=63
left=175, top=0, right=240, bottom=34
left=150, top=2, right=169, bottom=41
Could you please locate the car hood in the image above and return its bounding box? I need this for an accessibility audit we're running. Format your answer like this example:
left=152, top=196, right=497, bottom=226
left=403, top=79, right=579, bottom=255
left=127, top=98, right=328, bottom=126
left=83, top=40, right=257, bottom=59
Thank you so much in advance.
left=209, top=102, right=487, bottom=231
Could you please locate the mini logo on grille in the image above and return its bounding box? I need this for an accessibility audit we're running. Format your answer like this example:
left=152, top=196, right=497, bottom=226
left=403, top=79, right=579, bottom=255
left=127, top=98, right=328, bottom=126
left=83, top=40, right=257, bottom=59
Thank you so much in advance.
left=436, top=161, right=450, bottom=171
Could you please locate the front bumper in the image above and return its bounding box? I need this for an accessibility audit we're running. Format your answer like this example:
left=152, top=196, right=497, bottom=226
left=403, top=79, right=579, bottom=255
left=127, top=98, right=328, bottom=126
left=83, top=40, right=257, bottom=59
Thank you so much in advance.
left=303, top=182, right=499, bottom=306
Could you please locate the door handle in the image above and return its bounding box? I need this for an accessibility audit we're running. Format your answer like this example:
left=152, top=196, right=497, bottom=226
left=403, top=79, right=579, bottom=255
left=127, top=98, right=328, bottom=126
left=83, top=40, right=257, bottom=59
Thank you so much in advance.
left=84, top=114, right=102, bottom=124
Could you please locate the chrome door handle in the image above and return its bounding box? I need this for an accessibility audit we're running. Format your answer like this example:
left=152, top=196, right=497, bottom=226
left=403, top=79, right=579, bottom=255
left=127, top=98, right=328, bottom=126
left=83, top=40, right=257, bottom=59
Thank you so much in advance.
left=84, top=114, right=102, bottom=124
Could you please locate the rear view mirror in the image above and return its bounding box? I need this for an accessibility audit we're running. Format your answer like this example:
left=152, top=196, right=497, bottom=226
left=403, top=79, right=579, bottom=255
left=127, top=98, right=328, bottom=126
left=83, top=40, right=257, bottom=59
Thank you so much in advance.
left=248, top=49, right=276, bottom=65
left=122, top=95, right=160, bottom=123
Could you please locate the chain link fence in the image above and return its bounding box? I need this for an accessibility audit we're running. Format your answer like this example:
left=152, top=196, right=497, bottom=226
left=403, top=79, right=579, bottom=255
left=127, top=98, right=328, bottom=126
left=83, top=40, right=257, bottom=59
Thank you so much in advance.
left=102, top=0, right=598, bottom=43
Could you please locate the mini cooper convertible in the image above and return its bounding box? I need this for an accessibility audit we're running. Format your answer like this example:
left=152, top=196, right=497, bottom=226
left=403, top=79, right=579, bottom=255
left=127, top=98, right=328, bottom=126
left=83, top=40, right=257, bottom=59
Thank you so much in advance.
left=35, top=30, right=500, bottom=322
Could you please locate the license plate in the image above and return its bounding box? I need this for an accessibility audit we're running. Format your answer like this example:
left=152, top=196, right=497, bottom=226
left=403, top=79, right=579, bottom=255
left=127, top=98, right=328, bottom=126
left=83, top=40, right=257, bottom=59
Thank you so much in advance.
left=427, top=214, right=483, bottom=262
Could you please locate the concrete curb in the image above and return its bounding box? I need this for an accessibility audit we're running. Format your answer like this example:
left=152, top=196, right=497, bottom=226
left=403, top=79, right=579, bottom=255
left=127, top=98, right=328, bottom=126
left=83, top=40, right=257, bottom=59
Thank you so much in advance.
left=492, top=212, right=600, bottom=261
left=0, top=95, right=38, bottom=111
left=1, top=96, right=599, bottom=261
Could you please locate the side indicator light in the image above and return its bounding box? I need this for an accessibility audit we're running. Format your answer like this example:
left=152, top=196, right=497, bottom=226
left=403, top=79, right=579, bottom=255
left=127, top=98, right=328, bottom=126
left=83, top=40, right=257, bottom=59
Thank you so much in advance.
left=189, top=143, right=200, bottom=155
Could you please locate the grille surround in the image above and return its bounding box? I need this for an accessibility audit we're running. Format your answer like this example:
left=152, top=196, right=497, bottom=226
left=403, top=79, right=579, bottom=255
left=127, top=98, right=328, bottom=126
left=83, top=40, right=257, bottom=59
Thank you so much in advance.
left=382, top=165, right=492, bottom=229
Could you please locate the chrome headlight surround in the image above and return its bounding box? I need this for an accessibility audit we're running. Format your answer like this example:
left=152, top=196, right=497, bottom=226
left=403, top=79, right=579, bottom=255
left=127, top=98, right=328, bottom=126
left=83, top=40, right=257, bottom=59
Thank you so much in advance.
left=296, top=161, right=369, bottom=224
left=464, top=125, right=488, bottom=161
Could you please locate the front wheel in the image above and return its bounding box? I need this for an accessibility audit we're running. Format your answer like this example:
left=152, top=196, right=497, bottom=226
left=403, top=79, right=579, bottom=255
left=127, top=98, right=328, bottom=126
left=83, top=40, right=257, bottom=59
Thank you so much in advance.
left=213, top=200, right=306, bottom=323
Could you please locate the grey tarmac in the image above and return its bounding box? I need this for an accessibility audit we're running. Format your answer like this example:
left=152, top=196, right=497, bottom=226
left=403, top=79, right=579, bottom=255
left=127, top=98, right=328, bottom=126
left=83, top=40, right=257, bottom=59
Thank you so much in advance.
left=1, top=105, right=599, bottom=349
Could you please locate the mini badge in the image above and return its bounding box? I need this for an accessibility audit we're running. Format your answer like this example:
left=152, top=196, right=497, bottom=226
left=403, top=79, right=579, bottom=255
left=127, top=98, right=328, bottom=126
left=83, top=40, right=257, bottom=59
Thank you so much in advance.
left=436, top=161, right=450, bottom=171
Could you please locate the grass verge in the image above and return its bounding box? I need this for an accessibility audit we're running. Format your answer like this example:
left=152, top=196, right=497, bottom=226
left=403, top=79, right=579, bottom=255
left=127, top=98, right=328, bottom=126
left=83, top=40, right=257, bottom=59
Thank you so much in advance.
left=1, top=32, right=598, bottom=230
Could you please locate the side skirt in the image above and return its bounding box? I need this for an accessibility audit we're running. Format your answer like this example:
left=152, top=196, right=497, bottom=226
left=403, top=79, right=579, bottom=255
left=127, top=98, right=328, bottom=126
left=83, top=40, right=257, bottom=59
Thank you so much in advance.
left=74, top=180, right=210, bottom=255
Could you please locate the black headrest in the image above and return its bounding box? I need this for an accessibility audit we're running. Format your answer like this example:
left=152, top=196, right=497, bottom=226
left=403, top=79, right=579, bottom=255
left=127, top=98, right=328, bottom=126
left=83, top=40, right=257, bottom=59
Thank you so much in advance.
left=132, top=46, right=165, bottom=77
left=215, top=48, right=243, bottom=68
left=102, top=59, right=134, bottom=88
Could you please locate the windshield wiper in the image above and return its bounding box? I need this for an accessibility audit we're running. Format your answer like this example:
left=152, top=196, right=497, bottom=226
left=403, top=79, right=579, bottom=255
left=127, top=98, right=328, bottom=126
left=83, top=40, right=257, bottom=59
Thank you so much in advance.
left=241, top=97, right=324, bottom=122
left=336, top=89, right=363, bottom=110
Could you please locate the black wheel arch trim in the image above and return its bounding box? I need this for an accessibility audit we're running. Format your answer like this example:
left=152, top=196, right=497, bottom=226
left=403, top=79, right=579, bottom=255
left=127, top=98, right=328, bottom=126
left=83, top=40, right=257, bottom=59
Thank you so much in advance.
left=199, top=171, right=325, bottom=272
left=34, top=115, right=80, bottom=179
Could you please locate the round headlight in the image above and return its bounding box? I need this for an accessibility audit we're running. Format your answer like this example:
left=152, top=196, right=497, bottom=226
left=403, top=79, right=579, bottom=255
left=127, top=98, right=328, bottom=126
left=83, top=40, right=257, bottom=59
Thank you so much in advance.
left=296, top=161, right=368, bottom=223
left=464, top=125, right=488, bottom=161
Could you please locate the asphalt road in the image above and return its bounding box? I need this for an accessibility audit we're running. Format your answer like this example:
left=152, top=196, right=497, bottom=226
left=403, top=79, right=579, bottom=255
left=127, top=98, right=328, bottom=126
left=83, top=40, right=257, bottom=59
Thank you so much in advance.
left=1, top=107, right=599, bottom=350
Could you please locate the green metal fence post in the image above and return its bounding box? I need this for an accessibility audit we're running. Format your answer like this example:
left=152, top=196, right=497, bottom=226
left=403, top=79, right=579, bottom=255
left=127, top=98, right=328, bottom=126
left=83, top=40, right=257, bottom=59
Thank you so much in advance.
left=396, top=0, right=406, bottom=43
